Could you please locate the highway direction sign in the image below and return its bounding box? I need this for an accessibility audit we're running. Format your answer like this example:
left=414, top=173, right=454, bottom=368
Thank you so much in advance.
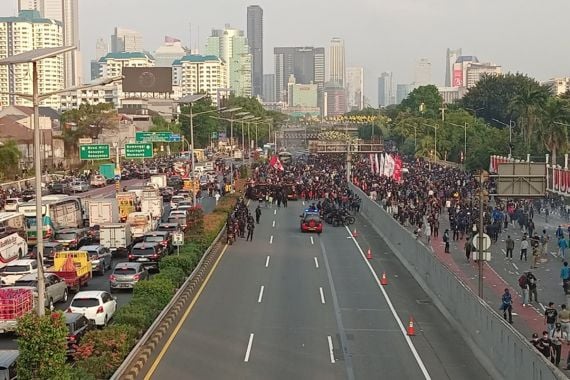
left=168, top=134, right=181, bottom=142
left=125, top=143, right=153, bottom=159
left=135, top=131, right=173, bottom=142
left=79, top=144, right=110, bottom=160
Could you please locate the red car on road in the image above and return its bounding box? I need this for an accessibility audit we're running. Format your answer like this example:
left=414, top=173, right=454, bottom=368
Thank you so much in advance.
left=300, top=212, right=323, bottom=233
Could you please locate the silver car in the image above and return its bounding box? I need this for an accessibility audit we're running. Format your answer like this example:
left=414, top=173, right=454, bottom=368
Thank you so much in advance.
left=13, top=273, right=69, bottom=310
left=79, top=245, right=112, bottom=274
left=109, top=262, right=149, bottom=291
left=70, top=181, right=89, bottom=193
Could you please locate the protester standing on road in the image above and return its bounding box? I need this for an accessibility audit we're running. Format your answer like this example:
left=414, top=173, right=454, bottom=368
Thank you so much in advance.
left=561, top=262, right=570, bottom=295
left=246, top=218, right=255, bottom=241
left=528, top=272, right=539, bottom=303
left=255, top=205, right=261, bottom=224
left=520, top=236, right=529, bottom=261
left=443, top=229, right=450, bottom=253
left=559, top=304, right=570, bottom=337
left=464, top=239, right=472, bottom=262
left=552, top=323, right=567, bottom=367
left=539, top=331, right=553, bottom=362
left=518, top=272, right=529, bottom=307
left=545, top=302, right=558, bottom=337
left=501, top=288, right=513, bottom=324
left=505, top=235, right=514, bottom=259
left=558, top=236, right=568, bottom=260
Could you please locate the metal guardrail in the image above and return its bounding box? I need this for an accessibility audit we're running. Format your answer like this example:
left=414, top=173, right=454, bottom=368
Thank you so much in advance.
left=111, top=227, right=226, bottom=380
left=0, top=173, right=65, bottom=191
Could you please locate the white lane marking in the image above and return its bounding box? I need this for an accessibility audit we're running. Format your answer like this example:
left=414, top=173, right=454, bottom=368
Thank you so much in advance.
left=512, top=263, right=519, bottom=271
left=310, top=236, right=314, bottom=245
left=272, top=220, right=276, bottom=227
left=539, top=302, right=546, bottom=311
left=274, top=209, right=277, bottom=215
left=327, top=336, right=335, bottom=363
left=303, top=201, right=305, bottom=206
left=320, top=287, right=326, bottom=304
left=244, top=333, right=254, bottom=362
left=344, top=226, right=431, bottom=380
left=270, top=235, right=273, bottom=244
left=265, top=256, right=270, bottom=267
left=258, top=286, right=265, bottom=303
left=314, top=257, right=319, bottom=268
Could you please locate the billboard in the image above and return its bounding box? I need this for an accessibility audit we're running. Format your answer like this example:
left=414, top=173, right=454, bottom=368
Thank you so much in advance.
left=497, top=162, right=546, bottom=198
left=452, top=68, right=463, bottom=87
left=122, top=67, right=173, bottom=93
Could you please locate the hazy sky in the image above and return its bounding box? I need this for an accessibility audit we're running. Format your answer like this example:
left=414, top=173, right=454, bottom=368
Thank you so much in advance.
left=1, top=0, right=569, bottom=104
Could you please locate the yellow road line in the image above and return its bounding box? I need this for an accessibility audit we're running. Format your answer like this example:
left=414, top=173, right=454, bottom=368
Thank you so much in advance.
left=144, top=243, right=230, bottom=380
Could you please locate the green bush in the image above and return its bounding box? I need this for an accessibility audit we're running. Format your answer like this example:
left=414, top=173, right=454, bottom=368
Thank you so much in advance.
left=17, top=311, right=69, bottom=380
left=154, top=267, right=186, bottom=288
left=133, top=277, right=176, bottom=310
left=159, top=255, right=195, bottom=276
left=73, top=324, right=136, bottom=379
left=112, top=300, right=157, bottom=332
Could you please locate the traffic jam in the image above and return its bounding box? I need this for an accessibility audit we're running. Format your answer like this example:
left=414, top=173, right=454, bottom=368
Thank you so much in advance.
left=0, top=155, right=230, bottom=351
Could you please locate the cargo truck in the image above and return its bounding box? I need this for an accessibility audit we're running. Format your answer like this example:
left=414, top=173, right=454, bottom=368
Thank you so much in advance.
left=0, top=287, right=34, bottom=333
left=88, top=200, right=114, bottom=227
left=126, top=212, right=156, bottom=241
left=150, top=174, right=167, bottom=189
left=99, top=163, right=116, bottom=181
left=47, top=251, right=92, bottom=292
left=116, top=192, right=137, bottom=222
left=100, top=223, right=132, bottom=256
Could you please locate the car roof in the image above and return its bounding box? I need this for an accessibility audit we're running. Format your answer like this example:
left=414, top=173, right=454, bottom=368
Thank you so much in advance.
left=6, top=259, right=35, bottom=266
left=0, top=350, right=19, bottom=367
left=78, top=245, right=102, bottom=251
left=144, top=231, right=168, bottom=237
left=73, top=290, right=106, bottom=298
left=17, top=273, right=53, bottom=281
left=43, top=241, right=63, bottom=247
left=158, top=223, right=178, bottom=227
left=132, top=242, right=159, bottom=248
left=113, top=262, right=143, bottom=270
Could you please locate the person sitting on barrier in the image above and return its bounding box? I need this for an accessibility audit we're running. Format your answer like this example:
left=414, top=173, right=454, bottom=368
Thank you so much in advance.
left=500, top=288, right=513, bottom=324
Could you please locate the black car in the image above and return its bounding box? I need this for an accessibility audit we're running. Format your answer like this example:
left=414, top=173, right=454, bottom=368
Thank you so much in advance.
left=29, top=241, right=64, bottom=264
left=49, top=182, right=70, bottom=195
left=143, top=231, right=173, bottom=255
left=128, top=242, right=164, bottom=271
left=167, top=175, right=183, bottom=190
left=64, top=313, right=93, bottom=356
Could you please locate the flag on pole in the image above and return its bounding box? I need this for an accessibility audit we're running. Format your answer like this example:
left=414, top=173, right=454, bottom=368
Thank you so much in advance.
left=393, top=155, right=403, bottom=182
left=374, top=154, right=380, bottom=175
left=269, top=155, right=284, bottom=171
left=369, top=154, right=375, bottom=174
left=379, top=153, right=385, bottom=176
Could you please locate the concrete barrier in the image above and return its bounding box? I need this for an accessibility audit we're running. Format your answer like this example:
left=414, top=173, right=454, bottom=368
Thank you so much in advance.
left=0, top=174, right=64, bottom=191
left=350, top=183, right=567, bottom=380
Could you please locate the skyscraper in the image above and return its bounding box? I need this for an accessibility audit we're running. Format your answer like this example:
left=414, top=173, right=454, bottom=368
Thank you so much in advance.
left=0, top=10, right=64, bottom=107
left=18, top=0, right=81, bottom=86
left=262, top=74, right=275, bottom=102
left=414, top=58, right=432, bottom=86
left=91, top=37, right=108, bottom=80
left=205, top=25, right=252, bottom=97
left=274, top=47, right=325, bottom=105
left=346, top=67, right=364, bottom=111
left=111, top=27, right=143, bottom=53
left=445, top=48, right=462, bottom=87
left=329, top=37, right=345, bottom=87
left=378, top=72, right=394, bottom=107
left=247, top=5, right=263, bottom=97
left=154, top=36, right=186, bottom=67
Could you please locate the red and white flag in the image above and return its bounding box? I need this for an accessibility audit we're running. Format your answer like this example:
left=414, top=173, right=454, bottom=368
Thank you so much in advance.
left=393, top=155, right=403, bottom=182
left=269, top=155, right=284, bottom=171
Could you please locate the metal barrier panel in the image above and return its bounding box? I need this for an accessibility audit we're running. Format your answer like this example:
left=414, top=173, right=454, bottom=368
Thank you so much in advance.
left=350, top=183, right=566, bottom=380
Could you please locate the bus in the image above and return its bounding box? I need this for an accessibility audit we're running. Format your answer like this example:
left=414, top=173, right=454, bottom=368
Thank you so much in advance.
left=17, top=195, right=83, bottom=245
left=0, top=212, right=28, bottom=265
left=278, top=151, right=293, bottom=165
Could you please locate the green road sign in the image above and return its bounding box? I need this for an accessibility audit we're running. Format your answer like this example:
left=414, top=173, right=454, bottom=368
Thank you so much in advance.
left=211, top=131, right=218, bottom=139
left=135, top=131, right=172, bottom=142
left=79, top=144, right=110, bottom=160
left=125, top=143, right=153, bottom=159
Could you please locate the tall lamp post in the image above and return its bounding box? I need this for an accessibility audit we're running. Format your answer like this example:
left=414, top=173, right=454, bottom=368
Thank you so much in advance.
left=449, top=122, right=469, bottom=165
left=0, top=46, right=122, bottom=315
left=424, top=123, right=439, bottom=163
left=492, top=119, right=515, bottom=158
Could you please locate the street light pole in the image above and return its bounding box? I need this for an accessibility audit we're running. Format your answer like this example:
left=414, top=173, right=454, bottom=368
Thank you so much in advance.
left=189, top=103, right=197, bottom=206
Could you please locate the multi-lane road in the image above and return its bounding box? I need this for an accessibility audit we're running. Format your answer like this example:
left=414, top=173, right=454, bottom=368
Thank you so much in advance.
left=141, top=201, right=491, bottom=380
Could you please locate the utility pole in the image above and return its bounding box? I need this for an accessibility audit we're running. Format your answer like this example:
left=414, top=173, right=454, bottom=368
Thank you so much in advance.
left=477, top=170, right=488, bottom=298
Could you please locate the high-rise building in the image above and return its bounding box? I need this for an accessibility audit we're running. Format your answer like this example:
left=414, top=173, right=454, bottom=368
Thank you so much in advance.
left=262, top=74, right=275, bottom=102
left=396, top=83, right=416, bottom=104
left=329, top=37, right=345, bottom=87
left=91, top=37, right=108, bottom=80
left=346, top=67, right=364, bottom=111
left=287, top=76, right=318, bottom=108
left=18, top=0, right=81, bottom=86
left=98, top=51, right=154, bottom=79
left=205, top=25, right=251, bottom=97
left=172, top=55, right=228, bottom=106
left=154, top=36, right=187, bottom=67
left=452, top=56, right=500, bottom=89
left=451, top=56, right=478, bottom=87
left=274, top=47, right=325, bottom=105
left=542, top=78, right=570, bottom=96
left=414, top=58, right=432, bottom=86
left=0, top=10, right=64, bottom=107
left=247, top=5, right=263, bottom=98
left=111, top=27, right=143, bottom=53
left=445, top=48, right=462, bottom=87
left=323, top=82, right=346, bottom=117
left=378, top=72, right=394, bottom=107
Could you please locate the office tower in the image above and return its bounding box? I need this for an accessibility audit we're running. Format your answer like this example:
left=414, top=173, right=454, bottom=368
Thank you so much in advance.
left=445, top=48, right=461, bottom=87
left=263, top=74, right=275, bottom=102
left=247, top=5, right=263, bottom=97
left=414, top=58, right=432, bottom=86
left=396, top=83, right=415, bottom=104
left=172, top=55, right=228, bottom=106
left=205, top=25, right=252, bottom=97
left=346, top=67, right=364, bottom=111
left=91, top=37, right=108, bottom=80
left=323, top=82, right=346, bottom=117
left=18, top=0, right=81, bottom=86
left=329, top=37, right=345, bottom=87
left=154, top=36, right=187, bottom=67
left=98, top=52, right=154, bottom=78
left=274, top=47, right=325, bottom=104
left=452, top=56, right=500, bottom=89
left=378, top=72, right=394, bottom=107
left=0, top=10, right=64, bottom=107
left=112, top=27, right=144, bottom=53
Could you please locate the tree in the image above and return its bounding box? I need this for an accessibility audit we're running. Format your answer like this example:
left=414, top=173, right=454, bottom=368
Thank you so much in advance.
left=0, top=140, right=22, bottom=179
left=537, top=97, right=570, bottom=165
left=399, top=85, right=443, bottom=118
left=509, top=83, right=548, bottom=149
left=178, top=98, right=219, bottom=148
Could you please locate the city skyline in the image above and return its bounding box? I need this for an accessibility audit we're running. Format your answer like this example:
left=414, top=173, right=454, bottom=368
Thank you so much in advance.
left=1, top=0, right=569, bottom=103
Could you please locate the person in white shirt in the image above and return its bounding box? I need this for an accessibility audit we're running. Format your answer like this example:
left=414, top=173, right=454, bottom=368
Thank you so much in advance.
left=520, top=235, right=529, bottom=261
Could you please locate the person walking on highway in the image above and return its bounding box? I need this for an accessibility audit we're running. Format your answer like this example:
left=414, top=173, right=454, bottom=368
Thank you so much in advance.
left=561, top=262, right=570, bottom=295
left=505, top=235, right=514, bottom=259
left=527, top=271, right=539, bottom=303
left=552, top=323, right=567, bottom=367
left=246, top=219, right=255, bottom=241
left=500, top=288, right=513, bottom=324
left=559, top=236, right=568, bottom=260
left=443, top=229, right=450, bottom=253
left=464, top=239, right=472, bottom=262
left=520, top=235, right=529, bottom=261
left=541, top=229, right=550, bottom=257
left=539, top=331, right=554, bottom=363
left=255, top=205, right=262, bottom=224
left=545, top=302, right=558, bottom=338
left=559, top=304, right=570, bottom=337
left=518, top=272, right=530, bottom=307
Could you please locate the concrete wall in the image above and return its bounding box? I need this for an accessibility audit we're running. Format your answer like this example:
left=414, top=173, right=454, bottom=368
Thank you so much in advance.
left=350, top=183, right=566, bottom=380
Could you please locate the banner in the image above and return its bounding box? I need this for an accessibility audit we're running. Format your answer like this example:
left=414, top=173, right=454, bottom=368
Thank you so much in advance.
left=561, top=169, right=567, bottom=193
left=374, top=154, right=380, bottom=175
left=379, top=153, right=386, bottom=176
left=369, top=154, right=375, bottom=174
left=384, top=154, right=395, bottom=177
left=393, top=155, right=403, bottom=182
left=269, top=155, right=284, bottom=171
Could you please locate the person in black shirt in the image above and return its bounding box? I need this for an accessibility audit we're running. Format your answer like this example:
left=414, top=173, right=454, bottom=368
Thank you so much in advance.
left=255, top=205, right=262, bottom=224
left=246, top=220, right=255, bottom=241
left=539, top=331, right=554, bottom=362
left=545, top=302, right=558, bottom=337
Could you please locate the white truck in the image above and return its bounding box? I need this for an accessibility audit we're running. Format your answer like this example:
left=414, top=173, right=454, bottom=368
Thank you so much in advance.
left=141, top=196, right=163, bottom=221
left=126, top=212, right=156, bottom=240
left=87, top=200, right=114, bottom=227
left=100, top=223, right=132, bottom=255
left=150, top=174, right=167, bottom=189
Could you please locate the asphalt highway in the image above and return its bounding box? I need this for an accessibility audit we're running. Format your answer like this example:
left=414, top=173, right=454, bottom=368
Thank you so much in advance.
left=141, top=201, right=491, bottom=380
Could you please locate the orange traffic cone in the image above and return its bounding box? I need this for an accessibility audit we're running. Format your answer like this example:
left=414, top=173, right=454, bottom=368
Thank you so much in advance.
left=367, top=248, right=372, bottom=260
left=407, top=317, right=416, bottom=336
left=380, top=272, right=388, bottom=285
left=352, top=229, right=358, bottom=237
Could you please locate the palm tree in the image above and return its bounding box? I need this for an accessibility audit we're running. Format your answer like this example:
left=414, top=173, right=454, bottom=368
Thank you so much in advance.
left=537, top=98, right=570, bottom=165
left=509, top=84, right=548, bottom=149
